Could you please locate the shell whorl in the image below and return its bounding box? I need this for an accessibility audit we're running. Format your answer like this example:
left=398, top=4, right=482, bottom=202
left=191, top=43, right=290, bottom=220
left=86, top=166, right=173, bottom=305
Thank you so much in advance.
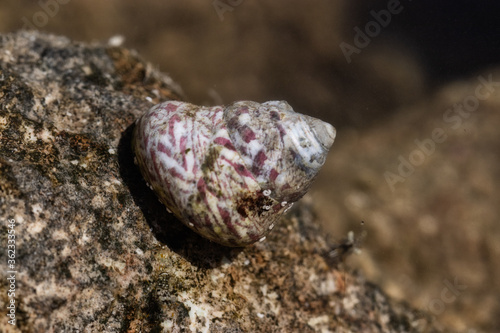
left=225, top=100, right=335, bottom=203
left=132, top=100, right=335, bottom=246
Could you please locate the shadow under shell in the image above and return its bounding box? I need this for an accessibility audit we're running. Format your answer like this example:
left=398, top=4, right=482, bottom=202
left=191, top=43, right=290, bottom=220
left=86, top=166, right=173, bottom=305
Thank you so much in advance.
left=118, top=123, right=243, bottom=269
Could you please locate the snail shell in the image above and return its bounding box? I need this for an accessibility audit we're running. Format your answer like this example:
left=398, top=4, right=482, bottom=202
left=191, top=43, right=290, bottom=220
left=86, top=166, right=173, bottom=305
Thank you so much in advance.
left=132, top=100, right=335, bottom=246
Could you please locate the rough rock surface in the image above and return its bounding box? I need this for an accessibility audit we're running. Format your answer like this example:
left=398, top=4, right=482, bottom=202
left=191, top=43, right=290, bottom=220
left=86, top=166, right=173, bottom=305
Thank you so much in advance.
left=314, top=70, right=500, bottom=331
left=0, top=31, right=444, bottom=332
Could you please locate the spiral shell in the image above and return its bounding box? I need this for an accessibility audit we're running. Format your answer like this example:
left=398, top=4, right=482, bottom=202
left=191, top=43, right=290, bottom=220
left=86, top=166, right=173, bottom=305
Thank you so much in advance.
left=132, top=100, right=335, bottom=246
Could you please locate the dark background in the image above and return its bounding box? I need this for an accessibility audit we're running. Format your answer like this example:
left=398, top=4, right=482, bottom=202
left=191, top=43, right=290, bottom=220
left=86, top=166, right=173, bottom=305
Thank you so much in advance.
left=353, top=0, right=500, bottom=83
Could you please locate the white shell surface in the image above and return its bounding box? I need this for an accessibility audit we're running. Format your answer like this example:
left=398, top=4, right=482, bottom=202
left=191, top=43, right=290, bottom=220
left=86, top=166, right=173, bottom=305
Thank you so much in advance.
left=132, top=100, right=335, bottom=246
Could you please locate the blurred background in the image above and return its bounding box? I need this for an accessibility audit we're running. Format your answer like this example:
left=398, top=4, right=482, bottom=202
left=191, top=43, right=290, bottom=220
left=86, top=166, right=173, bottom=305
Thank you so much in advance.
left=1, top=0, right=499, bottom=331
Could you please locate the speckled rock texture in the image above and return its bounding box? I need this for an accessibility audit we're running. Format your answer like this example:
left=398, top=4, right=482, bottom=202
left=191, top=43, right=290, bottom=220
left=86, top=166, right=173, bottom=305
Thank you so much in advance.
left=0, top=31, right=443, bottom=332
left=314, top=70, right=500, bottom=331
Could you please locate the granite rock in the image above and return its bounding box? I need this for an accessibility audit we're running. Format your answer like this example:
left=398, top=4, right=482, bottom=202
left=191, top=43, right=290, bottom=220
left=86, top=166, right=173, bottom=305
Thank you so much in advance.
left=0, top=31, right=443, bottom=333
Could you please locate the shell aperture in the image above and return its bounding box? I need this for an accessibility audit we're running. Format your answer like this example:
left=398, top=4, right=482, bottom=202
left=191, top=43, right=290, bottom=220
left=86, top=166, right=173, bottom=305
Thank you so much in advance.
left=132, top=100, right=335, bottom=246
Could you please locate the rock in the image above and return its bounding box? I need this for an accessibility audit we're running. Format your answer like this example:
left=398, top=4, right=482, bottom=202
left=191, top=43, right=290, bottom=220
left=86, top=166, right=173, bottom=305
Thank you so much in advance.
left=0, top=31, right=443, bottom=332
left=314, top=69, right=500, bottom=332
